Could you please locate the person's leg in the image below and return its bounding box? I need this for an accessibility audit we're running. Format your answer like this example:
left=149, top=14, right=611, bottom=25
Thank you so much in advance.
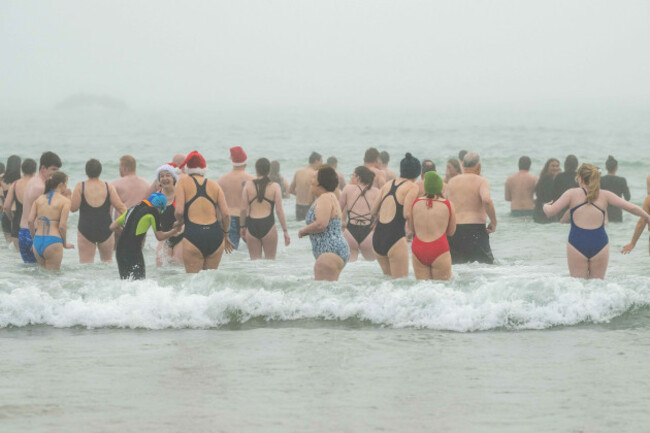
left=156, top=241, right=168, bottom=267
left=11, top=237, right=18, bottom=251
left=314, top=253, right=344, bottom=281
left=246, top=232, right=263, bottom=260
left=33, top=246, right=45, bottom=268
left=387, top=237, right=409, bottom=279
left=412, top=253, right=431, bottom=280
left=97, top=235, right=114, bottom=263
left=431, top=251, right=452, bottom=280
left=203, top=241, right=226, bottom=271
left=228, top=217, right=240, bottom=250
left=260, top=226, right=278, bottom=260
left=171, top=242, right=184, bottom=265
left=77, top=232, right=97, bottom=264
left=587, top=244, right=610, bottom=279
left=343, top=229, right=359, bottom=262
left=375, top=254, right=391, bottom=276
left=182, top=239, right=206, bottom=274
left=566, top=243, right=589, bottom=279
left=43, top=243, right=64, bottom=271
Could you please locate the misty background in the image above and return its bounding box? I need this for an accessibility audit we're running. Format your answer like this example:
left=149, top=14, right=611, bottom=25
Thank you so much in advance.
left=1, top=0, right=649, bottom=110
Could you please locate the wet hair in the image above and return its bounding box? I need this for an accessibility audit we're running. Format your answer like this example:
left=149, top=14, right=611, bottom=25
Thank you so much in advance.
left=21, top=158, right=37, bottom=176
left=518, top=156, right=531, bottom=171
left=269, top=160, right=282, bottom=184
left=309, top=152, right=322, bottom=165
left=317, top=165, right=339, bottom=192
left=463, top=152, right=480, bottom=168
left=577, top=163, right=600, bottom=204
left=447, top=159, right=461, bottom=174
left=540, top=158, right=560, bottom=178
left=0, top=162, right=4, bottom=175
left=253, top=158, right=271, bottom=203
left=421, top=159, right=436, bottom=176
left=458, top=150, right=468, bottom=162
left=85, top=158, right=102, bottom=178
left=379, top=151, right=390, bottom=164
left=39, top=151, right=61, bottom=170
left=564, top=154, right=578, bottom=173
left=120, top=155, right=136, bottom=173
left=4, top=155, right=22, bottom=184
left=354, top=165, right=375, bottom=186
left=326, top=156, right=338, bottom=167
left=605, top=155, right=618, bottom=173
left=44, top=171, right=68, bottom=194
left=364, top=147, right=380, bottom=164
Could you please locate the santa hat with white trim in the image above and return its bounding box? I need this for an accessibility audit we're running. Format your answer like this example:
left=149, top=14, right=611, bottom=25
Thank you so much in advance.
left=230, top=146, right=247, bottom=167
left=180, top=150, right=207, bottom=176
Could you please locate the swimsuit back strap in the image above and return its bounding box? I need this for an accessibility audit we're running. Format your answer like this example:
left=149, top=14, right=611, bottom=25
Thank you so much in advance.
left=46, top=190, right=55, bottom=205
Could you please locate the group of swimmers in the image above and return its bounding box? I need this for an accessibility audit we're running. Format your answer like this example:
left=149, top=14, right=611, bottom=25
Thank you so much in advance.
left=1, top=148, right=649, bottom=282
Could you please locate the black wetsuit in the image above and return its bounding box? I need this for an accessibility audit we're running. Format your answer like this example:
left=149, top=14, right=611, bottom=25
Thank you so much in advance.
left=183, top=175, right=223, bottom=257
left=533, top=174, right=557, bottom=224
left=78, top=182, right=113, bottom=244
left=246, top=183, right=275, bottom=240
left=346, top=185, right=374, bottom=245
left=116, top=202, right=161, bottom=280
left=160, top=200, right=184, bottom=248
left=600, top=175, right=630, bottom=222
left=372, top=180, right=407, bottom=256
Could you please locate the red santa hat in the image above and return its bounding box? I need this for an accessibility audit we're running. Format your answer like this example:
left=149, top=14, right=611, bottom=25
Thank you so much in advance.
left=230, top=146, right=247, bottom=167
left=180, top=150, right=207, bottom=176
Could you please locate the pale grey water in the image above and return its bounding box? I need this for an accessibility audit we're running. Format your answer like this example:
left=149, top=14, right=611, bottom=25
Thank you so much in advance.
left=1, top=107, right=649, bottom=431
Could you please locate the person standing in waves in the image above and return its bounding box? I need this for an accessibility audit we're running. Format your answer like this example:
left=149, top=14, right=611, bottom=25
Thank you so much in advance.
left=155, top=163, right=184, bottom=266
left=600, top=155, right=630, bottom=222
left=339, top=166, right=379, bottom=262
left=3, top=157, right=34, bottom=251
left=544, top=163, right=650, bottom=279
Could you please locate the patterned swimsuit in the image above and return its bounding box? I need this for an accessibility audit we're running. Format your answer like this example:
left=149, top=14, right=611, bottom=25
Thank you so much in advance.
left=305, top=202, right=350, bottom=264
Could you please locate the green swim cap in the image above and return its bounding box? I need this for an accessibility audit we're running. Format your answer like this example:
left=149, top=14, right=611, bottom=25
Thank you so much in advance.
left=424, top=171, right=443, bottom=196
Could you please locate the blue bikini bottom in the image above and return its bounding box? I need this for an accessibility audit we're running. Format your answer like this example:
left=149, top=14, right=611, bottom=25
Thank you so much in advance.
left=33, top=235, right=63, bottom=258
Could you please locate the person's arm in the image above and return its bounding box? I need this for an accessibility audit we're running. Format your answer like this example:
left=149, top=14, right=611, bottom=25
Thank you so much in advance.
left=59, top=200, right=74, bottom=248
left=447, top=201, right=457, bottom=237
left=282, top=179, right=290, bottom=198
left=504, top=177, right=512, bottom=202
left=402, top=183, right=419, bottom=230
left=544, top=189, right=573, bottom=218
left=375, top=170, right=386, bottom=189
left=239, top=182, right=250, bottom=239
left=215, top=186, right=234, bottom=253
left=273, top=184, right=290, bottom=246
left=69, top=183, right=82, bottom=213
left=3, top=183, right=15, bottom=219
left=338, top=173, right=346, bottom=191
left=109, top=211, right=127, bottom=232
left=108, top=184, right=127, bottom=215
left=622, top=179, right=631, bottom=201
left=480, top=180, right=497, bottom=233
left=605, top=190, right=650, bottom=220
left=298, top=197, right=332, bottom=237
left=289, top=173, right=297, bottom=196
left=28, top=199, right=38, bottom=238
left=174, top=181, right=185, bottom=224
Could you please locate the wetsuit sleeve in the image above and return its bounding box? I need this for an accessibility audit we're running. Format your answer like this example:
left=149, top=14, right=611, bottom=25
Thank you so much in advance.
left=116, top=211, right=127, bottom=227
left=622, top=178, right=630, bottom=201
left=134, top=214, right=160, bottom=236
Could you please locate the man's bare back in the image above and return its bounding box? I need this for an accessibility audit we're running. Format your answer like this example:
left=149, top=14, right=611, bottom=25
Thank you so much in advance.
left=447, top=173, right=494, bottom=227
left=218, top=169, right=254, bottom=215
left=291, top=166, right=318, bottom=206
left=505, top=171, right=538, bottom=211
left=113, top=175, right=150, bottom=210
left=20, top=175, right=46, bottom=228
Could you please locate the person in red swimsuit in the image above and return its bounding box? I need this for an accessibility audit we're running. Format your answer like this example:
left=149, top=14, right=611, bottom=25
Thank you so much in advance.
left=408, top=171, right=457, bottom=280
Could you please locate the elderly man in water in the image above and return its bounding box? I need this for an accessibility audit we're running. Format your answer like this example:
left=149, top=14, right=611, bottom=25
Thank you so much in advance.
left=446, top=152, right=497, bottom=264
left=505, top=156, right=538, bottom=217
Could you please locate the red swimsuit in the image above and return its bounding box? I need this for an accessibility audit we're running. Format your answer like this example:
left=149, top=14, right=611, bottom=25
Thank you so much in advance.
left=411, top=198, right=451, bottom=266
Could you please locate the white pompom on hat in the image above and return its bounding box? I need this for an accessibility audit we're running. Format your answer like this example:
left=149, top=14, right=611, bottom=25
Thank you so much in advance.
left=156, top=163, right=179, bottom=183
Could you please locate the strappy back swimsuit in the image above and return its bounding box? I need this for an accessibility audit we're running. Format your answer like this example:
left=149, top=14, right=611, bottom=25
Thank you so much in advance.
left=33, top=190, right=63, bottom=257
left=372, top=180, right=408, bottom=256
left=411, top=198, right=451, bottom=266
left=346, top=185, right=375, bottom=245
left=183, top=175, right=223, bottom=257
left=568, top=188, right=608, bottom=259
left=247, top=182, right=276, bottom=240
left=78, top=181, right=113, bottom=244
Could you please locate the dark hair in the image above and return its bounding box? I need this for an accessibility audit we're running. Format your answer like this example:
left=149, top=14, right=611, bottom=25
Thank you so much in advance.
left=354, top=165, right=375, bottom=186
left=421, top=159, right=436, bottom=175
left=458, top=150, right=468, bottom=162
left=364, top=147, right=380, bottom=164
left=605, top=155, right=617, bottom=173
left=4, top=155, right=22, bottom=184
left=447, top=159, right=461, bottom=174
left=379, top=151, right=390, bottom=164
left=317, top=165, right=339, bottom=192
left=564, top=154, right=578, bottom=173
left=40, top=151, right=62, bottom=170
left=518, top=156, right=531, bottom=171
left=326, top=156, right=338, bottom=167
left=44, top=171, right=68, bottom=194
left=269, top=160, right=282, bottom=184
left=0, top=162, right=4, bottom=175
left=21, top=158, right=37, bottom=176
left=253, top=158, right=271, bottom=203
left=540, top=158, right=560, bottom=178
left=309, top=152, right=322, bottom=164
left=85, top=159, right=102, bottom=178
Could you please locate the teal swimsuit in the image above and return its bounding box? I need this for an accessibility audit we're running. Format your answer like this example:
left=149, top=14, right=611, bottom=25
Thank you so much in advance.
left=33, top=191, right=63, bottom=258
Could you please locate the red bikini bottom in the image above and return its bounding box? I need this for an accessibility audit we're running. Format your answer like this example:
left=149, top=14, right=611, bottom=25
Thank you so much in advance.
left=412, top=234, right=449, bottom=266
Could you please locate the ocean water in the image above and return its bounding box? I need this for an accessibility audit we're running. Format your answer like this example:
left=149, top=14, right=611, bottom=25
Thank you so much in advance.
left=1, top=107, right=649, bottom=432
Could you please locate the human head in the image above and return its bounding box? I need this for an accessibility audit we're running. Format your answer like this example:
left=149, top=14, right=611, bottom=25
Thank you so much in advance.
left=255, top=157, right=271, bottom=177
left=40, top=151, right=62, bottom=178
left=230, top=146, right=247, bottom=167
left=458, top=150, right=468, bottom=162
left=564, top=154, right=578, bottom=173
left=421, top=159, right=436, bottom=178
left=119, top=155, right=136, bottom=176
left=605, top=155, right=618, bottom=173
left=4, top=155, right=22, bottom=184
left=577, top=163, right=600, bottom=203
left=540, top=158, right=561, bottom=178
left=316, top=165, right=339, bottom=192
left=309, top=152, right=322, bottom=165
left=400, top=153, right=421, bottom=180
left=463, top=152, right=480, bottom=169
left=44, top=171, right=68, bottom=194
left=326, top=156, right=338, bottom=169
left=172, top=154, right=185, bottom=167
left=85, top=159, right=102, bottom=179
left=156, top=163, right=178, bottom=185
left=518, top=156, right=531, bottom=171
left=379, top=151, right=390, bottom=167
left=180, top=150, right=207, bottom=176
left=353, top=165, right=375, bottom=187
left=446, top=159, right=461, bottom=179
left=147, top=192, right=167, bottom=213
left=21, top=158, right=37, bottom=176
left=364, top=147, right=380, bottom=165
left=424, top=171, right=444, bottom=198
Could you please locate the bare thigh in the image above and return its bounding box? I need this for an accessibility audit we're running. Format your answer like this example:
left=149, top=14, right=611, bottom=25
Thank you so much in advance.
left=43, top=243, right=64, bottom=271
left=587, top=244, right=609, bottom=279
left=77, top=232, right=97, bottom=264
left=203, top=241, right=225, bottom=270
left=343, top=229, right=359, bottom=262
left=182, top=239, right=206, bottom=274
left=261, top=225, right=278, bottom=260
left=97, top=234, right=114, bottom=263
left=431, top=251, right=452, bottom=281
left=412, top=253, right=432, bottom=280
left=566, top=243, right=589, bottom=279
left=386, top=237, right=409, bottom=279
left=314, top=252, right=345, bottom=281
left=245, top=232, right=263, bottom=260
left=359, top=230, right=375, bottom=261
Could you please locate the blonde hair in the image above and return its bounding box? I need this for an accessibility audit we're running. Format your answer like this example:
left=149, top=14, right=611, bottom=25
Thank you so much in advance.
left=577, top=163, right=600, bottom=203
left=119, top=155, right=136, bottom=173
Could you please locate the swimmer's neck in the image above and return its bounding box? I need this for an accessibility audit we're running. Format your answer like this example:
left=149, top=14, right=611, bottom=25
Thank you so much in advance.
left=463, top=167, right=480, bottom=175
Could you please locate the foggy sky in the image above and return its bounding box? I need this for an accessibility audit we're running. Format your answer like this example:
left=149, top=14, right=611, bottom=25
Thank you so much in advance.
left=2, top=0, right=649, bottom=109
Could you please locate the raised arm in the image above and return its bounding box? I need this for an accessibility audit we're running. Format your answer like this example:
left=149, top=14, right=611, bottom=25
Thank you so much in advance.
left=544, top=189, right=573, bottom=218
left=605, top=190, right=650, bottom=221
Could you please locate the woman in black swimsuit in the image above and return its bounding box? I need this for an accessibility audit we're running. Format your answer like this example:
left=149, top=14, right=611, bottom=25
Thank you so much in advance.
left=240, top=158, right=290, bottom=260
left=1, top=155, right=22, bottom=245
left=70, top=159, right=126, bottom=263
left=155, top=164, right=184, bottom=266
left=340, top=166, right=379, bottom=262
left=371, top=153, right=420, bottom=279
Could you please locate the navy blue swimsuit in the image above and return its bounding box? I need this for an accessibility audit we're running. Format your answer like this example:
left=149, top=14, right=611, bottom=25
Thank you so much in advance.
left=568, top=189, right=608, bottom=259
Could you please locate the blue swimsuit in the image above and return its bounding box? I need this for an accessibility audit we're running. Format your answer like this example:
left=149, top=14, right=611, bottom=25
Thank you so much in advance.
left=305, top=201, right=350, bottom=264
left=568, top=189, right=608, bottom=259
left=33, top=191, right=63, bottom=258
